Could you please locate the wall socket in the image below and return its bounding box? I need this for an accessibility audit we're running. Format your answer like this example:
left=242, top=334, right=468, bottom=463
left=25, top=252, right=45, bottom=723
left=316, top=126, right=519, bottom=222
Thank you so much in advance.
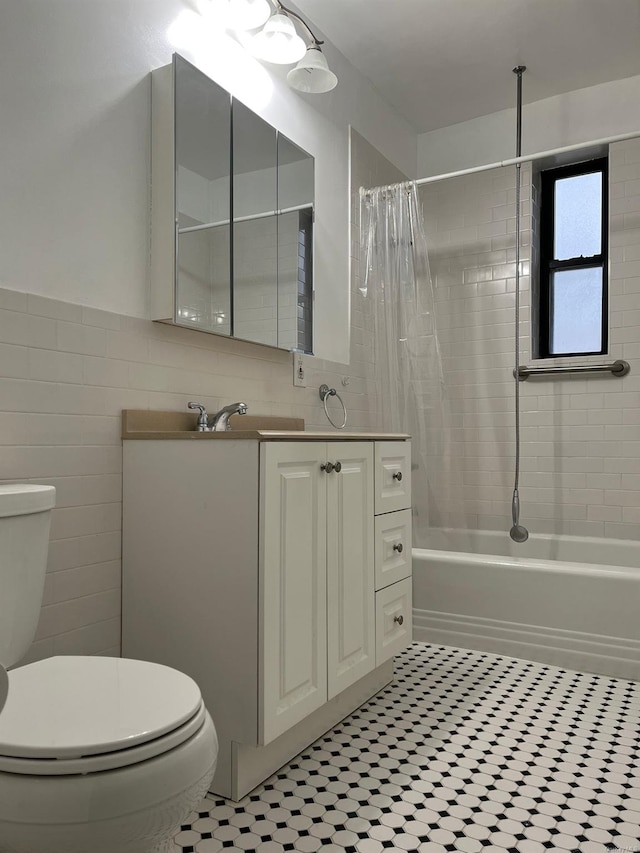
left=292, top=352, right=306, bottom=387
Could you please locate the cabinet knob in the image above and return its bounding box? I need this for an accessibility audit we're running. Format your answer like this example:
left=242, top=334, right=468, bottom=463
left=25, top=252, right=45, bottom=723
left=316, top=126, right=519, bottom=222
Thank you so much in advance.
left=334, top=461, right=342, bottom=473
left=393, top=542, right=404, bottom=553
left=394, top=614, right=404, bottom=625
left=321, top=462, right=335, bottom=473
left=392, top=471, right=403, bottom=482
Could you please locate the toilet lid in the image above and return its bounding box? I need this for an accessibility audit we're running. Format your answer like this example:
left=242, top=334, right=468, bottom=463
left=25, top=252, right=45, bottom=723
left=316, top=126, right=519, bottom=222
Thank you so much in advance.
left=0, top=657, right=203, bottom=759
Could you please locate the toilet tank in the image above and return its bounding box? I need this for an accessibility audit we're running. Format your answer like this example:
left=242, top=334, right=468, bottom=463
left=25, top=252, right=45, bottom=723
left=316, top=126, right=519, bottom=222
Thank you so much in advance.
left=0, top=485, right=56, bottom=668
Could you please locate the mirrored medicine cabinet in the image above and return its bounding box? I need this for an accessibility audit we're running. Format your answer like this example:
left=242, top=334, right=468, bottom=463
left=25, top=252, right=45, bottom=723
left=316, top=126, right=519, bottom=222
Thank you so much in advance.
left=151, top=54, right=314, bottom=353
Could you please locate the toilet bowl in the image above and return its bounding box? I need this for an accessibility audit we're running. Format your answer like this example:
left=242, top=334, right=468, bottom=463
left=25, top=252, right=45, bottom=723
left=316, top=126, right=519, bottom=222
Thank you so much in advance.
left=0, top=656, right=218, bottom=853
left=0, top=483, right=219, bottom=852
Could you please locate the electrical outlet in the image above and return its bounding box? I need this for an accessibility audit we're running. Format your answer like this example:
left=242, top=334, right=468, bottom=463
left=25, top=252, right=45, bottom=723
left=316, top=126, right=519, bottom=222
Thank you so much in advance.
left=292, top=352, right=306, bottom=387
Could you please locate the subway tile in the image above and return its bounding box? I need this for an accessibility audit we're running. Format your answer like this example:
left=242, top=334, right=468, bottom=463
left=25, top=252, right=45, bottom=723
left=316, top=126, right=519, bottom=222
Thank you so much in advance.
left=0, top=445, right=121, bottom=479
left=587, top=504, right=622, bottom=523
left=52, top=617, right=121, bottom=657
left=33, top=474, right=122, bottom=508
left=603, top=456, right=640, bottom=474
left=105, top=328, right=149, bottom=362
left=0, top=377, right=107, bottom=416
left=0, top=343, right=29, bottom=378
left=57, top=320, right=108, bottom=357
left=586, top=473, right=622, bottom=490
left=603, top=522, right=640, bottom=540
left=50, top=502, right=121, bottom=541
left=29, top=347, right=84, bottom=384
left=0, top=412, right=88, bottom=446
left=0, top=287, right=28, bottom=312
left=34, top=588, right=121, bottom=641
left=51, top=561, right=120, bottom=604
left=620, top=473, right=640, bottom=490
left=604, top=490, right=640, bottom=507
left=82, top=355, right=130, bottom=388
left=47, top=531, right=121, bottom=574
left=81, top=306, right=122, bottom=331
left=27, top=293, right=83, bottom=323
left=0, top=309, right=57, bottom=349
left=621, top=506, right=640, bottom=524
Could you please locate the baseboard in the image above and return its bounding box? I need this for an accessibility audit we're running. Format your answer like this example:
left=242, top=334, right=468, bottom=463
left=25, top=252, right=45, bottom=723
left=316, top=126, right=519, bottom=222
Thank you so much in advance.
left=413, top=608, right=640, bottom=681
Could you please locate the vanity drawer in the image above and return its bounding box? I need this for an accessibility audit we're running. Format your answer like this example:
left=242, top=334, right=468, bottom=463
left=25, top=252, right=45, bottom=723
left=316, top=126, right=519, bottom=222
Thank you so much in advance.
left=375, top=577, right=412, bottom=665
left=374, top=442, right=411, bottom=515
left=375, top=509, right=412, bottom=591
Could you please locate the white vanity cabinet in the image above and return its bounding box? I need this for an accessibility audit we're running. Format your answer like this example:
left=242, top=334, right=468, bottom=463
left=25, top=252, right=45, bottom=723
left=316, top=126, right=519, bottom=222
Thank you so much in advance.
left=261, top=441, right=375, bottom=744
left=122, top=427, right=411, bottom=800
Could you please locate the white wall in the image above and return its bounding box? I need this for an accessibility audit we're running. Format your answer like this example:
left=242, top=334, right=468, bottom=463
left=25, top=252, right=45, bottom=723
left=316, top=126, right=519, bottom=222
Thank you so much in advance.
left=0, top=0, right=416, bottom=364
left=418, top=74, right=640, bottom=178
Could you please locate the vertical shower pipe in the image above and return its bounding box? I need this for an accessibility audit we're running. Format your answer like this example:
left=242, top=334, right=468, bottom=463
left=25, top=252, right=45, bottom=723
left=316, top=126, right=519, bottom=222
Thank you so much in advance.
left=510, top=66, right=529, bottom=543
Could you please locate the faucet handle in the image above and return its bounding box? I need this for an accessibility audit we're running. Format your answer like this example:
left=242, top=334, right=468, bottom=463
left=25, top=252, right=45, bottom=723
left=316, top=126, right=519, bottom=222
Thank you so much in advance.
left=188, top=402, right=209, bottom=432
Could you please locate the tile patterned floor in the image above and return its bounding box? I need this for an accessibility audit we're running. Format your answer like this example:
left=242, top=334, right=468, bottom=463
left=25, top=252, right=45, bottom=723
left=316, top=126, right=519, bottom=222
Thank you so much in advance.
left=174, top=643, right=640, bottom=853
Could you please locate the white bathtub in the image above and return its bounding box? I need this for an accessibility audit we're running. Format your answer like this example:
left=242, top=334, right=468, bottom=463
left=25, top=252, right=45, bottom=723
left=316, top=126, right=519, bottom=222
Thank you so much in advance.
left=412, top=529, right=640, bottom=681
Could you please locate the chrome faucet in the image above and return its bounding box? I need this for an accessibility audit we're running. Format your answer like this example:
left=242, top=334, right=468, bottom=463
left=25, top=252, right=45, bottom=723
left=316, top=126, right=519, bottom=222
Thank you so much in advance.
left=210, top=401, right=248, bottom=431
left=188, top=401, right=248, bottom=432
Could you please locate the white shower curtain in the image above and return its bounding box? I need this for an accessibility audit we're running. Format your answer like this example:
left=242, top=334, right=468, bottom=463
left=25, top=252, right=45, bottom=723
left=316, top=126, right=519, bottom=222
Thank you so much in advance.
left=361, top=181, right=455, bottom=544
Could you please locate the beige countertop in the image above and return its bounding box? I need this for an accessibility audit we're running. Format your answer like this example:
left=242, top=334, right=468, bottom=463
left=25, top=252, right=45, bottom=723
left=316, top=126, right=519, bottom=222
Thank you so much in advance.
left=122, top=410, right=410, bottom=442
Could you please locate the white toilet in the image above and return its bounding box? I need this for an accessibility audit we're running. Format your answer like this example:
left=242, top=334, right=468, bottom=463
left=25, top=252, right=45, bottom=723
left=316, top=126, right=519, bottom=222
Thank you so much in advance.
left=0, top=484, right=218, bottom=853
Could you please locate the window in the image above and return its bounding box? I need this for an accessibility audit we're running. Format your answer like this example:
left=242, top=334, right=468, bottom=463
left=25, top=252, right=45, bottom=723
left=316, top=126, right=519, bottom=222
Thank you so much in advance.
left=538, top=158, right=608, bottom=357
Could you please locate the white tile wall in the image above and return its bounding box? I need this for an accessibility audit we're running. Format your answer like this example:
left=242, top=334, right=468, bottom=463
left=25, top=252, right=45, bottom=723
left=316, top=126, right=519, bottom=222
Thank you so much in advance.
left=3, top=130, right=403, bottom=662
left=421, top=139, right=640, bottom=541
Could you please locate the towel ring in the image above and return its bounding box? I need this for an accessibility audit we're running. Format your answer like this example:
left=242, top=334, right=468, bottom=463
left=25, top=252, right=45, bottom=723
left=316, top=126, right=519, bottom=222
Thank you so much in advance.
left=319, top=384, right=348, bottom=430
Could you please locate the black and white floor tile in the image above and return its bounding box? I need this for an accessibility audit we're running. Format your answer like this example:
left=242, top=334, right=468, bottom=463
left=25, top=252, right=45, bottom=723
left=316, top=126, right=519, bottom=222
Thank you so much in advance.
left=174, top=643, right=640, bottom=853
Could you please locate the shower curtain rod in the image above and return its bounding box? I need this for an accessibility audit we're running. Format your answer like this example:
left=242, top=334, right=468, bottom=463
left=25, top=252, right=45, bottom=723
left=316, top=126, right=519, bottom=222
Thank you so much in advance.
left=363, top=130, right=640, bottom=193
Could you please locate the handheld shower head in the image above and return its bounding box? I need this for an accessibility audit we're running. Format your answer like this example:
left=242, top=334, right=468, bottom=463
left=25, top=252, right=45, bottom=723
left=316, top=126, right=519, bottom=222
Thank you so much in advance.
left=510, top=523, right=529, bottom=543
left=509, top=489, right=529, bottom=543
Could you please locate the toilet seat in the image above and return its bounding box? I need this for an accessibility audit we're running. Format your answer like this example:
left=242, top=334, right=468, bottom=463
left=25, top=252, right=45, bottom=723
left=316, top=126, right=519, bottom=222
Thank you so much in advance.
left=0, top=656, right=206, bottom=775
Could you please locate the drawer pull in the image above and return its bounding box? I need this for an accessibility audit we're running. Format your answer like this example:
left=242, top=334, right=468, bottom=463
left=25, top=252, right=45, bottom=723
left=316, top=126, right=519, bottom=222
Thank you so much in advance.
left=321, top=462, right=335, bottom=473
left=334, top=461, right=342, bottom=473
left=393, top=614, right=404, bottom=625
left=393, top=542, right=404, bottom=553
left=392, top=471, right=403, bottom=482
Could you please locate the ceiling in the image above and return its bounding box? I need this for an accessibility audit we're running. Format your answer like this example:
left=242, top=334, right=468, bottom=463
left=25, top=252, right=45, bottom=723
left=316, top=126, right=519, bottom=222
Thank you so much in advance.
left=294, top=0, right=640, bottom=134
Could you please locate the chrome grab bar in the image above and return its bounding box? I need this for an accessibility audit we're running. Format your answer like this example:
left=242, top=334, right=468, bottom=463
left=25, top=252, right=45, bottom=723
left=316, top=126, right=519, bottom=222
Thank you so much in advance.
left=516, top=359, right=630, bottom=381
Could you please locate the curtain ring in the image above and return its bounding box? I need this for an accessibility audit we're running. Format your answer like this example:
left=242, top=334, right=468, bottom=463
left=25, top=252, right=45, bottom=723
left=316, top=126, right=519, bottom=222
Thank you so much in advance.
left=319, top=384, right=347, bottom=430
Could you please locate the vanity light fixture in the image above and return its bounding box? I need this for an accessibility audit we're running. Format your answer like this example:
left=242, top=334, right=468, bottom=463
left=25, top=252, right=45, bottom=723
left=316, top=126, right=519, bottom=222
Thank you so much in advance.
left=251, top=13, right=307, bottom=64
left=287, top=45, right=338, bottom=93
left=225, top=0, right=338, bottom=91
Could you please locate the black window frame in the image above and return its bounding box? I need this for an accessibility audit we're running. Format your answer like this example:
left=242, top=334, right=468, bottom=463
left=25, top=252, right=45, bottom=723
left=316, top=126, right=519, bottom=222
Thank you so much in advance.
left=538, top=157, right=608, bottom=358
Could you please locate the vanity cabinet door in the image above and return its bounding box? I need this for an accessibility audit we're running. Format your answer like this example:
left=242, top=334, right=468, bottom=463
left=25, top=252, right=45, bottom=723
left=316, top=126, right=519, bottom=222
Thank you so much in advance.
left=326, top=443, right=375, bottom=700
left=260, top=442, right=327, bottom=745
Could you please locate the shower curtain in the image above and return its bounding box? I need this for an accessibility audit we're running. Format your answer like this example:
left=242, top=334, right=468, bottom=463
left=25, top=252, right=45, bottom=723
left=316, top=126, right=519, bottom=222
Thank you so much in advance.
left=361, top=182, right=456, bottom=544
